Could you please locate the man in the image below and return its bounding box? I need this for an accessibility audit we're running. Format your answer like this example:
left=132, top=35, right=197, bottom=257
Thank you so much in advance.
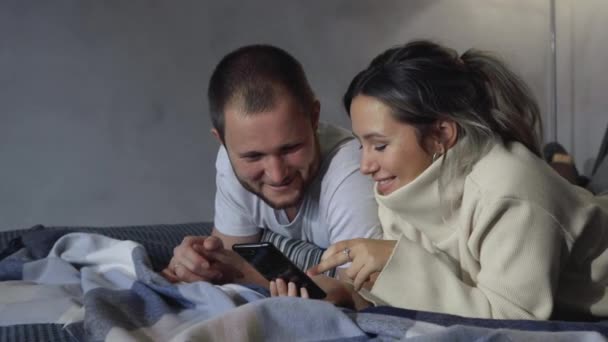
left=162, top=44, right=380, bottom=285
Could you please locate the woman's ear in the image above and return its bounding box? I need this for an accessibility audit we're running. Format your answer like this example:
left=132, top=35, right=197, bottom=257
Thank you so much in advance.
left=432, top=119, right=458, bottom=153
left=438, top=119, right=458, bottom=149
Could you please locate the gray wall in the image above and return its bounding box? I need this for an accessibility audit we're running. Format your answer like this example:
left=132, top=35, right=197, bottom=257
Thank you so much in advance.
left=0, top=0, right=605, bottom=230
left=555, top=0, right=608, bottom=174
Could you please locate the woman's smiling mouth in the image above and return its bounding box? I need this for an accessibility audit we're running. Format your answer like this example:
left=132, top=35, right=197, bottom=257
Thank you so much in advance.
left=376, top=177, right=396, bottom=195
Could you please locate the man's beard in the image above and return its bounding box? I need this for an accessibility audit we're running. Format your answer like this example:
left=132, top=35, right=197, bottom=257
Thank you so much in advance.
left=236, top=176, right=302, bottom=210
left=233, top=140, right=321, bottom=210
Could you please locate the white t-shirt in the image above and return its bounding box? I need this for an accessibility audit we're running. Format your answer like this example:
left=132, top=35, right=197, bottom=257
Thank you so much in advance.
left=213, top=122, right=381, bottom=248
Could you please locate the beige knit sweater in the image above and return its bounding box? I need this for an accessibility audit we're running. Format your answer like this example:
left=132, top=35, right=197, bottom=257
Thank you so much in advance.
left=362, top=142, right=608, bottom=320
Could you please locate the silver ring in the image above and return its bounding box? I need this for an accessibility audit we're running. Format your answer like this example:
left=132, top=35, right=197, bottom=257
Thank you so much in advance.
left=343, top=248, right=352, bottom=262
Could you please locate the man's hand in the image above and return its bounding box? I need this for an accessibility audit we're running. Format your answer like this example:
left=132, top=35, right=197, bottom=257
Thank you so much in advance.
left=161, top=233, right=269, bottom=287
left=161, top=235, right=239, bottom=283
left=308, top=238, right=396, bottom=291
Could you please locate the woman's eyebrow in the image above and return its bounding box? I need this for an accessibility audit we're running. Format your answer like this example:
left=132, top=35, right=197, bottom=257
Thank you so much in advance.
left=360, top=132, right=387, bottom=140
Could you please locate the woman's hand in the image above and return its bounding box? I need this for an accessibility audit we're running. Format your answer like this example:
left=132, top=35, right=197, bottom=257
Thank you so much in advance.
left=308, top=239, right=397, bottom=291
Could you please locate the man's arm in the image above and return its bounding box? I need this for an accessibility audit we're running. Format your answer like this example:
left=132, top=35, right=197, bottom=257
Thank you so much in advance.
left=211, top=227, right=260, bottom=249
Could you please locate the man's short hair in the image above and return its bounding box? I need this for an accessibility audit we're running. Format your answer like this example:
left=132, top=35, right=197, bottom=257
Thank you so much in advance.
left=207, top=44, right=316, bottom=140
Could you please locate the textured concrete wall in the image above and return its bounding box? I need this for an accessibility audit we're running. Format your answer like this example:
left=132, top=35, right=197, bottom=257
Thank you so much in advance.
left=1, top=0, right=603, bottom=230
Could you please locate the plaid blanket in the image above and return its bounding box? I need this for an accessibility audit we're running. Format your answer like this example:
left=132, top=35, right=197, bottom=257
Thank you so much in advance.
left=2, top=226, right=608, bottom=341
left=0, top=231, right=363, bottom=341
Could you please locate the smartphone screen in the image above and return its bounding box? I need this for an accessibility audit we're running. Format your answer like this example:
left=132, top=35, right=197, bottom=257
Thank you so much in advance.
left=232, top=242, right=327, bottom=299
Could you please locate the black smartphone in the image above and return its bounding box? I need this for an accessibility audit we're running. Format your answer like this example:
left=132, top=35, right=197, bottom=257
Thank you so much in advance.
left=232, top=242, right=326, bottom=299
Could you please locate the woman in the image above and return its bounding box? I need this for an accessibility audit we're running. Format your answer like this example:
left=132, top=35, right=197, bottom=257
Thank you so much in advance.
left=271, top=40, right=608, bottom=320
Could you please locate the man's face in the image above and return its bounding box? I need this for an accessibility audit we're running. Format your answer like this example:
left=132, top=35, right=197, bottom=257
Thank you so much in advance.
left=219, top=95, right=320, bottom=211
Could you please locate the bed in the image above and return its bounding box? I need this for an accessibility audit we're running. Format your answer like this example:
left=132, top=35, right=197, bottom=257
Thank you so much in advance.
left=1, top=222, right=608, bottom=341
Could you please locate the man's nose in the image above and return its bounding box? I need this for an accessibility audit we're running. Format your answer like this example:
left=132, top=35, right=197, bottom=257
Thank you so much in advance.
left=264, top=156, right=289, bottom=184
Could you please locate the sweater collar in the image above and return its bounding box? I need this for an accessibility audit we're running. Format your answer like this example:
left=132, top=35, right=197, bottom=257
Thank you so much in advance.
left=374, top=154, right=458, bottom=241
left=374, top=156, right=443, bottom=215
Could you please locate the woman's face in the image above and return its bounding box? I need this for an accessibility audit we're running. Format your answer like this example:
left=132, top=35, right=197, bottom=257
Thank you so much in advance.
left=350, top=95, right=434, bottom=195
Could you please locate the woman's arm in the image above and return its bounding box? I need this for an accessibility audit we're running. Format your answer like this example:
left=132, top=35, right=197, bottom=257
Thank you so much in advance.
left=369, top=198, right=563, bottom=320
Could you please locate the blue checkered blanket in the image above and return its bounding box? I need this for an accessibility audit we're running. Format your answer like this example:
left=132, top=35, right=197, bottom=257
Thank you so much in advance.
left=1, top=227, right=608, bottom=341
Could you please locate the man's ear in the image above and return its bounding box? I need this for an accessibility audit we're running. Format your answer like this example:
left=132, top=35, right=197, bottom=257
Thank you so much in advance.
left=311, top=100, right=320, bottom=131
left=211, top=128, right=224, bottom=145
